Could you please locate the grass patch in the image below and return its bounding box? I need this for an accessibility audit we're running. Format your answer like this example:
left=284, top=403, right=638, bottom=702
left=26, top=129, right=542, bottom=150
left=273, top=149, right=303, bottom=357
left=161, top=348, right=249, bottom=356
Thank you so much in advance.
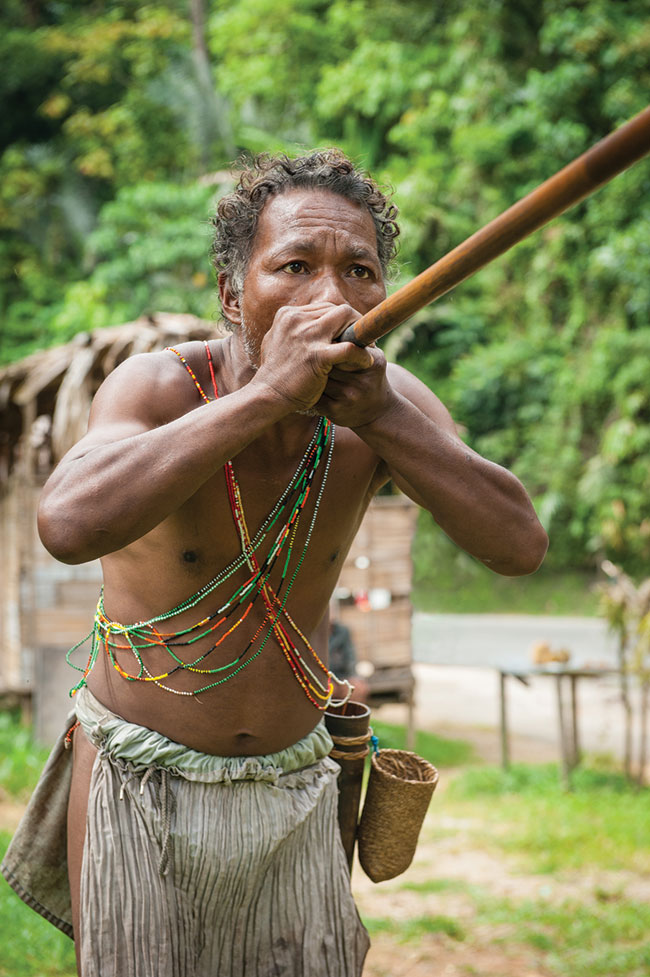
left=412, top=512, right=599, bottom=615
left=398, top=878, right=470, bottom=895
left=0, top=720, right=75, bottom=976
left=364, top=850, right=650, bottom=974
left=0, top=833, right=76, bottom=977
left=0, top=712, right=51, bottom=801
left=370, top=718, right=475, bottom=768
left=447, top=762, right=631, bottom=798
left=444, top=763, right=650, bottom=873
left=364, top=913, right=465, bottom=942
left=478, top=894, right=650, bottom=976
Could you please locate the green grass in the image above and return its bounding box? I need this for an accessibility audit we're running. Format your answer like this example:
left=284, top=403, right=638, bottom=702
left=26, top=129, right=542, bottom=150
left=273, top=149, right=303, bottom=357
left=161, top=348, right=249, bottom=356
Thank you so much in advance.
left=479, top=894, right=650, bottom=977
left=364, top=763, right=650, bottom=975
left=0, top=833, right=76, bottom=977
left=364, top=913, right=465, bottom=942
left=412, top=513, right=600, bottom=615
left=399, top=878, right=470, bottom=895
left=446, top=760, right=632, bottom=798
left=0, top=715, right=75, bottom=976
left=370, top=718, right=475, bottom=768
left=444, top=763, right=650, bottom=874
left=365, top=896, right=650, bottom=975
left=0, top=712, right=52, bottom=802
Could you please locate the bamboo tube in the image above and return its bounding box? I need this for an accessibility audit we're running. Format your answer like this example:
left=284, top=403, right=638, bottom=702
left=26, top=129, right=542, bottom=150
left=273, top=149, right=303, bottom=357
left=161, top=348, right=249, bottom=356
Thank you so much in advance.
left=324, top=700, right=371, bottom=871
left=339, top=104, right=650, bottom=347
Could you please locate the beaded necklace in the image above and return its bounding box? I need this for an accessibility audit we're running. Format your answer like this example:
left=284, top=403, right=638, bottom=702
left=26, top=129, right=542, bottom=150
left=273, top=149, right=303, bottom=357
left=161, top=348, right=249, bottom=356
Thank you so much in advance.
left=67, top=341, right=349, bottom=709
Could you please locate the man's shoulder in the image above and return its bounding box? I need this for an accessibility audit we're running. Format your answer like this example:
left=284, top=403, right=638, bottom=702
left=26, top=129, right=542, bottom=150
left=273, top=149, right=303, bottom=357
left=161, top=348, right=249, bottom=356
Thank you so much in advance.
left=91, top=341, right=225, bottom=426
left=163, top=337, right=228, bottom=361
left=99, top=347, right=189, bottom=399
left=107, top=337, right=228, bottom=381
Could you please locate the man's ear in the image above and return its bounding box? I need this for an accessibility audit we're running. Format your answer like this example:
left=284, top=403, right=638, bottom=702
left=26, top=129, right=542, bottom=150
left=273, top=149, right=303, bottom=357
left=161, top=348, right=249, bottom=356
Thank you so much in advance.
left=218, top=272, right=242, bottom=325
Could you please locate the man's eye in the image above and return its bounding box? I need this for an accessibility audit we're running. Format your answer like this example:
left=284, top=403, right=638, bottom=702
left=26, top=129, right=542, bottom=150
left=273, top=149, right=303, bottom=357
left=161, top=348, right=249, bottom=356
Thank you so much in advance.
left=283, top=261, right=307, bottom=274
left=350, top=265, right=370, bottom=279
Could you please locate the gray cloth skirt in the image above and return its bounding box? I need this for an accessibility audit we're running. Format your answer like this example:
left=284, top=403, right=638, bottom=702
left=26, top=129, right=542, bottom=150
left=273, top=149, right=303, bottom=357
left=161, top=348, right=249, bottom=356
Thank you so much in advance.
left=1, top=688, right=369, bottom=976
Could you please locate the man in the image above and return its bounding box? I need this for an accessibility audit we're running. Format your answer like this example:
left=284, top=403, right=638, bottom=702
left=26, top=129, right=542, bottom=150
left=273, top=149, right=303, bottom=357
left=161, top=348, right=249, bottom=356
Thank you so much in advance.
left=2, top=149, right=547, bottom=976
left=329, top=615, right=370, bottom=703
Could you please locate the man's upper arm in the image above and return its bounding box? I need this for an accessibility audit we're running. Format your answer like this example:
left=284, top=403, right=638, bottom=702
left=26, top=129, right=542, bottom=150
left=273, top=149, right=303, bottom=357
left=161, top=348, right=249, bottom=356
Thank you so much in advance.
left=58, top=352, right=179, bottom=464
left=366, top=363, right=463, bottom=507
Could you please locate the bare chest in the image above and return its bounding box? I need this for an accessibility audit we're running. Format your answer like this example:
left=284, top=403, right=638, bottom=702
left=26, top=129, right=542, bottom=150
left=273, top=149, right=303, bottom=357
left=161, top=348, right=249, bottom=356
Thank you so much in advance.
left=90, top=423, right=383, bottom=753
left=100, top=426, right=383, bottom=627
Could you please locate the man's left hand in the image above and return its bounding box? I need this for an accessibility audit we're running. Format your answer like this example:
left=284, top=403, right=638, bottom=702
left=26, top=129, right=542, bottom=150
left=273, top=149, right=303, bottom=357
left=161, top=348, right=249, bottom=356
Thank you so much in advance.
left=313, top=344, right=396, bottom=428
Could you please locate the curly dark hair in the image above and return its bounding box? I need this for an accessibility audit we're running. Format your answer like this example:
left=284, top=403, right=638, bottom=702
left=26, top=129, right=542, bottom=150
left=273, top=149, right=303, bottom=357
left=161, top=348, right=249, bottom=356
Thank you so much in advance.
left=211, top=149, right=400, bottom=323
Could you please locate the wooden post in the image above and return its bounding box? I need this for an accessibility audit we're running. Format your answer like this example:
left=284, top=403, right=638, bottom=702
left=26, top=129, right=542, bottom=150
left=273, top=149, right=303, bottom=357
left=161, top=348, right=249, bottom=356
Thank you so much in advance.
left=0, top=487, right=22, bottom=690
left=406, top=689, right=416, bottom=752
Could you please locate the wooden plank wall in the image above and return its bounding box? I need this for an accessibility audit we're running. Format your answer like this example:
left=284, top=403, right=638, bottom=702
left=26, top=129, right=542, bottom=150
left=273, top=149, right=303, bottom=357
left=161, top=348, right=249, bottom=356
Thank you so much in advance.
left=335, top=495, right=418, bottom=705
left=0, top=480, right=102, bottom=740
left=0, top=483, right=24, bottom=691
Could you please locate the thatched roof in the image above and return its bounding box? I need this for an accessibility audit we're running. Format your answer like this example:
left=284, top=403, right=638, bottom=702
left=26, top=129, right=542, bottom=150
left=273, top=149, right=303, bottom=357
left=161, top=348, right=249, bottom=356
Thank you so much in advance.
left=0, top=313, right=226, bottom=485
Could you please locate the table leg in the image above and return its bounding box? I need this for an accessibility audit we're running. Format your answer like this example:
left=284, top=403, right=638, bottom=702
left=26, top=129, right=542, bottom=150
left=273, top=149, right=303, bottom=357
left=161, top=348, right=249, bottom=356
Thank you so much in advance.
left=499, top=671, right=510, bottom=770
left=569, top=675, right=580, bottom=769
left=406, top=692, right=416, bottom=752
left=555, top=675, right=571, bottom=790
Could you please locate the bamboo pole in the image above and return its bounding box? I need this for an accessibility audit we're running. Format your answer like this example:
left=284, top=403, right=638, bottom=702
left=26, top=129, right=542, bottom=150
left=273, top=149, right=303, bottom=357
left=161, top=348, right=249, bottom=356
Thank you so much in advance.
left=340, top=104, right=650, bottom=347
left=325, top=700, right=371, bottom=871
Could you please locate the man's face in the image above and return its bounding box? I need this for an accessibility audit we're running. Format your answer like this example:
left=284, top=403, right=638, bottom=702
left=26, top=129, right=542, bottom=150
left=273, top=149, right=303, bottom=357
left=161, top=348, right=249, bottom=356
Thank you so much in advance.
left=225, top=188, right=387, bottom=364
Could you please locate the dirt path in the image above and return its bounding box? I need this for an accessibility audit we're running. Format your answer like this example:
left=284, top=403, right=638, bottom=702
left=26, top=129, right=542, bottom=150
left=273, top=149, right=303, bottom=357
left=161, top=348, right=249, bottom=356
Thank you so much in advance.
left=352, top=725, right=646, bottom=977
left=354, top=822, right=650, bottom=977
left=352, top=759, right=553, bottom=977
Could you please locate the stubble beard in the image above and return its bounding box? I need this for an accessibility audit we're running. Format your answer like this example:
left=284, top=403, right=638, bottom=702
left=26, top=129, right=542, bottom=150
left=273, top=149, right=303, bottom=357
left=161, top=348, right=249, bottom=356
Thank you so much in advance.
left=239, top=313, right=260, bottom=372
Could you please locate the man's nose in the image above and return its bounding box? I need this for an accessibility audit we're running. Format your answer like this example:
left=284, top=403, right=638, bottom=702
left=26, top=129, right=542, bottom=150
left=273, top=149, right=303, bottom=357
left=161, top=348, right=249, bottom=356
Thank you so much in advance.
left=310, top=271, right=348, bottom=305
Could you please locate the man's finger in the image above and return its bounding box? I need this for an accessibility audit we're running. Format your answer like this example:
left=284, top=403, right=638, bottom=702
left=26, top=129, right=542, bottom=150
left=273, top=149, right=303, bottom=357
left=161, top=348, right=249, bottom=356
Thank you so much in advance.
left=324, top=342, right=374, bottom=372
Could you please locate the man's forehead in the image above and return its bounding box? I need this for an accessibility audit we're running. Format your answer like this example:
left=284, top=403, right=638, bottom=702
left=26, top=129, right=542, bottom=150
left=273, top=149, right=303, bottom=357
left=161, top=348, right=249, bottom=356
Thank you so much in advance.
left=254, top=188, right=379, bottom=255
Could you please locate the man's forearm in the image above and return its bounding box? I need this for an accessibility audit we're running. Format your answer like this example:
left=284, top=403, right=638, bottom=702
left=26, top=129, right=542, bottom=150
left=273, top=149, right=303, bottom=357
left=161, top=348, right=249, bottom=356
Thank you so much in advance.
left=353, top=393, right=548, bottom=576
left=38, top=383, right=289, bottom=564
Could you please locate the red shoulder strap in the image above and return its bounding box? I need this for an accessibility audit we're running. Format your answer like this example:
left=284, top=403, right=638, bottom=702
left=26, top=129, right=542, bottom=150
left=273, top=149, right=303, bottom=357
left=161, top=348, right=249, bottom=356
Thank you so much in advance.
left=165, top=343, right=219, bottom=403
left=204, top=341, right=219, bottom=399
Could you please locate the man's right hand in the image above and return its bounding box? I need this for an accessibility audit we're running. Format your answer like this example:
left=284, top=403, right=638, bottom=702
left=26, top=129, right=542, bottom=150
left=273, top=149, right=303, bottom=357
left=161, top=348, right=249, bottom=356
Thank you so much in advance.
left=251, top=302, right=374, bottom=413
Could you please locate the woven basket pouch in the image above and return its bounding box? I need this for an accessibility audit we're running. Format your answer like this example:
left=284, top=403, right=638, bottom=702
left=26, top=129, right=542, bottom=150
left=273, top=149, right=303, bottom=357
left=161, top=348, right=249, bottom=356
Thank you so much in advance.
left=357, top=748, right=439, bottom=882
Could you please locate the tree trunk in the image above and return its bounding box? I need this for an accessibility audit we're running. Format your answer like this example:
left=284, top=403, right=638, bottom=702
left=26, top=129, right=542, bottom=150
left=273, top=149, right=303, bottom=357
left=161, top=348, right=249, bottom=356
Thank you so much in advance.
left=189, top=0, right=209, bottom=63
left=187, top=0, right=235, bottom=164
left=637, top=680, right=649, bottom=788
left=616, top=634, right=633, bottom=781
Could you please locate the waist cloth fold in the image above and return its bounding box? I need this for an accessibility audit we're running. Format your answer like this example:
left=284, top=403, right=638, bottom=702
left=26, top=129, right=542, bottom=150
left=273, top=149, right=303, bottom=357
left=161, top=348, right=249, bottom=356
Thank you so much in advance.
left=1, top=687, right=369, bottom=977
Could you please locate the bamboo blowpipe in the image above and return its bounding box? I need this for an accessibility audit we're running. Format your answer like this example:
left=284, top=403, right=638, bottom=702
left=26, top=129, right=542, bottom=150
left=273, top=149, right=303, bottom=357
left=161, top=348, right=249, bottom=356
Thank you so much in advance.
left=339, top=104, right=650, bottom=347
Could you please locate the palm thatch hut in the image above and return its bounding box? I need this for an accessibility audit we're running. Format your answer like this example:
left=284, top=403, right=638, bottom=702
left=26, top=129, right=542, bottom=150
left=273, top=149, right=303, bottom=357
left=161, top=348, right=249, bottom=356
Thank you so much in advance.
left=1, top=313, right=417, bottom=743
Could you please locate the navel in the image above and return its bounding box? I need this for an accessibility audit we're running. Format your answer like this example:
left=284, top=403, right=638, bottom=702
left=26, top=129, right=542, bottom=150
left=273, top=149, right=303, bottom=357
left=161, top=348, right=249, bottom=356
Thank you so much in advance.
left=182, top=549, right=199, bottom=564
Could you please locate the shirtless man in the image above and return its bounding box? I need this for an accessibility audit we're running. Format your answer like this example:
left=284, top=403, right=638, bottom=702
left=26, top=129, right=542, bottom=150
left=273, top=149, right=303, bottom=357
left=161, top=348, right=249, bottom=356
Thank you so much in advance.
left=4, top=150, right=547, bottom=976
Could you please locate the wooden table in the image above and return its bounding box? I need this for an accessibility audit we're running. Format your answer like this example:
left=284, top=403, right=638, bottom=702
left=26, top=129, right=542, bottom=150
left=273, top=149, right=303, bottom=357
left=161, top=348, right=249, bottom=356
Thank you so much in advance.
left=497, top=667, right=618, bottom=789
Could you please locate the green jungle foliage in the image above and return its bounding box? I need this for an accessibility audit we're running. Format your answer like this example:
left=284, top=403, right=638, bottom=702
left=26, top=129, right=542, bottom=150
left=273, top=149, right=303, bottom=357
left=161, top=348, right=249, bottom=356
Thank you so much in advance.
left=1, top=0, right=649, bottom=576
